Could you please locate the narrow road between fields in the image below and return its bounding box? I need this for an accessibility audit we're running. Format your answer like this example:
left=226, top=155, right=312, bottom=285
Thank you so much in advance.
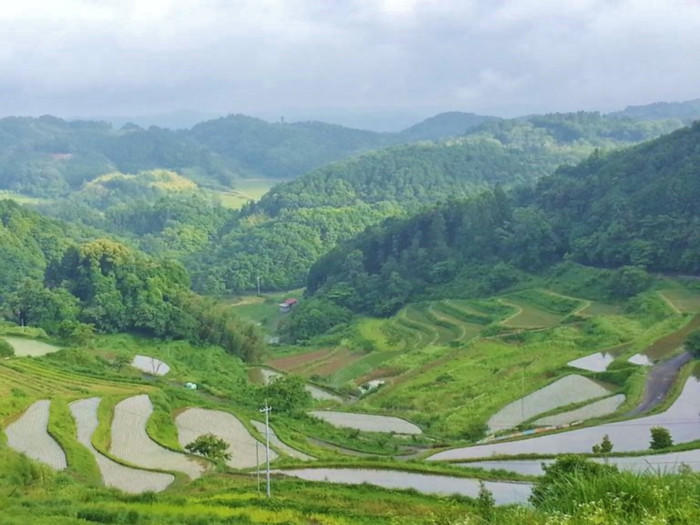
left=627, top=351, right=692, bottom=416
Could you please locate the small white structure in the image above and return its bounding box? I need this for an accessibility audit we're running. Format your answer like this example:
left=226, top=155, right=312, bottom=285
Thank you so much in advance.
left=185, top=382, right=198, bottom=390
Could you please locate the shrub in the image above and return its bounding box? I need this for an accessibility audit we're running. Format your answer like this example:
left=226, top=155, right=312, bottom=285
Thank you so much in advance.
left=0, top=338, right=14, bottom=357
left=650, top=426, right=673, bottom=450
left=686, top=329, right=700, bottom=357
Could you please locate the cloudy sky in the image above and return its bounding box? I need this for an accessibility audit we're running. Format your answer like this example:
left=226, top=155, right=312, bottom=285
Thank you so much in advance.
left=1, top=0, right=699, bottom=128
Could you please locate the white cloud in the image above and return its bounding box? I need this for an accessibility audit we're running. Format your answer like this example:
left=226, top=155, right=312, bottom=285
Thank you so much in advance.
left=0, top=0, right=697, bottom=119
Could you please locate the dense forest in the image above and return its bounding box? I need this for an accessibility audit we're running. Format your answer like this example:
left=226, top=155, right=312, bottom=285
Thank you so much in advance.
left=187, top=112, right=686, bottom=293
left=0, top=200, right=261, bottom=360
left=0, top=111, right=498, bottom=197
left=0, top=111, right=691, bottom=295
left=304, top=122, right=700, bottom=319
left=610, top=97, right=700, bottom=121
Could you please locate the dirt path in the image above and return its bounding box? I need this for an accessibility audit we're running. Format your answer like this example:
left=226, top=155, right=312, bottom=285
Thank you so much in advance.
left=657, top=291, right=683, bottom=314
left=4, top=400, right=66, bottom=470
left=111, top=395, right=205, bottom=479
left=70, top=397, right=174, bottom=493
left=627, top=352, right=693, bottom=416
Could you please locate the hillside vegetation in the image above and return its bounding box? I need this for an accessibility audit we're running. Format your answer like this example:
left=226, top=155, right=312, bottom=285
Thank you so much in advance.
left=305, top=122, right=700, bottom=316
left=189, top=112, right=684, bottom=293
left=0, top=200, right=261, bottom=360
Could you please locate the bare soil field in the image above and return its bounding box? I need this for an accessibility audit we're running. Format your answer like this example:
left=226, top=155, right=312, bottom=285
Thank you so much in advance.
left=70, top=397, right=174, bottom=493
left=643, top=314, right=700, bottom=360
left=4, top=400, right=66, bottom=470
left=266, top=348, right=334, bottom=373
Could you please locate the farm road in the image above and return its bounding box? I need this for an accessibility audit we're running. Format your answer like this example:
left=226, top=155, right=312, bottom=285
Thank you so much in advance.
left=627, top=351, right=692, bottom=416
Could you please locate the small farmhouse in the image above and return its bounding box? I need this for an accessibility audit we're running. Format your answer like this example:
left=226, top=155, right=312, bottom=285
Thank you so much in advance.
left=279, top=298, right=298, bottom=313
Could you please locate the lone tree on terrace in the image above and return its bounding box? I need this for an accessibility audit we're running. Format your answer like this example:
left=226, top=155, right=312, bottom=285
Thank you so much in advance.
left=185, top=433, right=231, bottom=462
left=650, top=427, right=673, bottom=450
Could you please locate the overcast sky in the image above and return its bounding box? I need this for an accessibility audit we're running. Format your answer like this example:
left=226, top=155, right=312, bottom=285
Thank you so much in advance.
left=1, top=0, right=699, bottom=129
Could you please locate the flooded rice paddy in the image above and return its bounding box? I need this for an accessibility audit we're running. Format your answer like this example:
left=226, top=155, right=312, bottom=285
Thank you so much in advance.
left=2, top=336, right=61, bottom=357
left=131, top=355, right=170, bottom=376
left=4, top=400, right=66, bottom=469
left=176, top=407, right=276, bottom=468
left=487, top=374, right=611, bottom=432
left=110, top=395, right=205, bottom=478
left=429, top=376, right=700, bottom=461
left=70, top=397, right=174, bottom=492
left=533, top=394, right=625, bottom=426
left=278, top=468, right=532, bottom=505
left=309, top=410, right=422, bottom=434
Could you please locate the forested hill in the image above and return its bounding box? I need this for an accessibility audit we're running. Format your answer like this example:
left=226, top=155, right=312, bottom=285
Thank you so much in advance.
left=397, top=111, right=499, bottom=141
left=0, top=112, right=499, bottom=197
left=185, top=112, right=687, bottom=293
left=0, top=199, right=261, bottom=360
left=305, top=122, right=700, bottom=316
left=609, top=97, right=700, bottom=122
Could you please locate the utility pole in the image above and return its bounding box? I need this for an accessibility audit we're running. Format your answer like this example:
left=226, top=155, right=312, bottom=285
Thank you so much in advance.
left=256, top=275, right=261, bottom=297
left=520, top=366, right=525, bottom=420
left=259, top=402, right=272, bottom=497
left=256, top=441, right=260, bottom=493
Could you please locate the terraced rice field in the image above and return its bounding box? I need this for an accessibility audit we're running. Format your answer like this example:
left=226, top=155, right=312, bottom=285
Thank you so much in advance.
left=658, top=288, right=700, bottom=313
left=429, top=376, right=700, bottom=460
left=643, top=314, right=700, bottom=360
left=254, top=366, right=343, bottom=402
left=278, top=468, right=532, bottom=505
left=499, top=297, right=563, bottom=329
left=266, top=349, right=335, bottom=373
left=4, top=400, right=67, bottom=469
left=176, top=407, right=275, bottom=469
left=309, top=410, right=422, bottom=434
left=487, top=374, right=612, bottom=432
left=110, top=395, right=205, bottom=479
left=251, top=420, right=313, bottom=461
left=567, top=352, right=616, bottom=372
left=462, top=449, right=700, bottom=476
left=0, top=359, right=148, bottom=398
left=70, top=397, right=174, bottom=493
left=1, top=336, right=61, bottom=357
left=628, top=353, right=653, bottom=366
left=533, top=394, right=625, bottom=426
left=131, top=355, right=170, bottom=376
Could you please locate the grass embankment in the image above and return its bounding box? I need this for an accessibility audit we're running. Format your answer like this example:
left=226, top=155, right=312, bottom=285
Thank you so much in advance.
left=47, top=397, right=102, bottom=486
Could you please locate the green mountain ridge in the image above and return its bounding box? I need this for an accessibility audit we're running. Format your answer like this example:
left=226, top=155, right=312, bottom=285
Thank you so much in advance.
left=304, top=122, right=700, bottom=316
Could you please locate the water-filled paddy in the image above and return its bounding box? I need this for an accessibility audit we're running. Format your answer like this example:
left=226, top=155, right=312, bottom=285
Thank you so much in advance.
left=487, top=374, right=611, bottom=432
left=429, top=377, right=700, bottom=461
left=4, top=400, right=66, bottom=469
left=310, top=410, right=422, bottom=434
left=2, top=336, right=61, bottom=357
left=279, top=468, right=532, bottom=505
left=131, top=355, right=170, bottom=376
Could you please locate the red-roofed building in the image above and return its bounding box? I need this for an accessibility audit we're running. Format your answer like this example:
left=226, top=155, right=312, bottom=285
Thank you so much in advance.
left=279, top=298, right=298, bottom=313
